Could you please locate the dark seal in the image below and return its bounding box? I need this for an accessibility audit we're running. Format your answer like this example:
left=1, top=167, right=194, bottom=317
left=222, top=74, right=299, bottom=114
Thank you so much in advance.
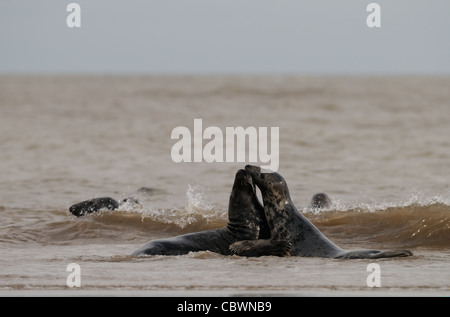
left=230, top=165, right=413, bottom=259
left=309, top=193, right=332, bottom=209
left=131, top=169, right=290, bottom=256
left=69, top=197, right=119, bottom=217
left=69, top=196, right=142, bottom=217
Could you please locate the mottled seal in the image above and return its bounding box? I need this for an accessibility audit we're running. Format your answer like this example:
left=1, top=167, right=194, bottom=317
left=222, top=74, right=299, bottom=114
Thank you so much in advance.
left=69, top=196, right=142, bottom=217
left=131, top=169, right=289, bottom=256
left=309, top=193, right=332, bottom=209
left=69, top=197, right=119, bottom=217
left=231, top=165, right=413, bottom=259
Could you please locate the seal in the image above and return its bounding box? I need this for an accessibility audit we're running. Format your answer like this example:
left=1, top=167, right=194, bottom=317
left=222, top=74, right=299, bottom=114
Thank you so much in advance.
left=69, top=196, right=142, bottom=217
left=69, top=197, right=119, bottom=217
left=230, top=165, right=413, bottom=259
left=309, top=193, right=332, bottom=209
left=131, top=169, right=290, bottom=256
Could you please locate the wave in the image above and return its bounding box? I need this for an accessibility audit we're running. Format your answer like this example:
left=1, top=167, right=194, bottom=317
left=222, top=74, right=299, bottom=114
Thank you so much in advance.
left=307, top=203, right=449, bottom=249
left=0, top=205, right=229, bottom=246
left=1, top=198, right=448, bottom=250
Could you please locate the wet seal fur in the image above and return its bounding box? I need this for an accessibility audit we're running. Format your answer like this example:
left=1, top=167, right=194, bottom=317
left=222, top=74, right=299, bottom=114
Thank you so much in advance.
left=131, top=169, right=290, bottom=256
left=69, top=197, right=142, bottom=217
left=309, top=193, right=332, bottom=209
left=230, top=165, right=413, bottom=259
left=69, top=197, right=119, bottom=217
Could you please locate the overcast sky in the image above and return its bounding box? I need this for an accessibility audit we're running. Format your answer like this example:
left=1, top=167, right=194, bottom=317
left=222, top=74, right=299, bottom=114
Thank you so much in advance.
left=1, top=0, right=449, bottom=75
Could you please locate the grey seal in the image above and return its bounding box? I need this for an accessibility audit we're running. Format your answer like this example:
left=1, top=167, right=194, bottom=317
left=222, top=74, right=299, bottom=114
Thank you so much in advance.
left=69, top=196, right=142, bottom=217
left=69, top=197, right=119, bottom=217
left=230, top=165, right=413, bottom=259
left=309, top=193, right=332, bottom=209
left=131, top=169, right=289, bottom=256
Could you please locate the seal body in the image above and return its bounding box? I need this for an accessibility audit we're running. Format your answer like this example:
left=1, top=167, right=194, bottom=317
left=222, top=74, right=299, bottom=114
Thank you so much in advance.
left=69, top=196, right=142, bottom=217
left=131, top=169, right=288, bottom=256
left=230, top=165, right=412, bottom=259
left=69, top=197, right=119, bottom=217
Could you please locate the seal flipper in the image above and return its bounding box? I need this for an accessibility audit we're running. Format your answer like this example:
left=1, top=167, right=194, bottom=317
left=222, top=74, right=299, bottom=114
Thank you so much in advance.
left=230, top=239, right=291, bottom=257
left=334, top=249, right=413, bottom=259
left=366, top=249, right=413, bottom=259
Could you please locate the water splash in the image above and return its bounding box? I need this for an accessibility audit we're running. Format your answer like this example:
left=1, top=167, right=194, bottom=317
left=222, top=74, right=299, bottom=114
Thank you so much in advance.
left=185, top=184, right=214, bottom=213
left=120, top=184, right=225, bottom=229
left=303, top=192, right=450, bottom=215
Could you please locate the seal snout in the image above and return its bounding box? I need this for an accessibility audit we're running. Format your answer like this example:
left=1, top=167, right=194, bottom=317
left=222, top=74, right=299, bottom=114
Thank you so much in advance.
left=244, top=165, right=265, bottom=188
left=234, top=169, right=254, bottom=190
left=245, top=165, right=261, bottom=176
left=235, top=169, right=249, bottom=181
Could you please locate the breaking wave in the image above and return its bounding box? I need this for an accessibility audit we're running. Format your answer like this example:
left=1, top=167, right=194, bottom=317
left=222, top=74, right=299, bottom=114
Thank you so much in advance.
left=1, top=191, right=448, bottom=250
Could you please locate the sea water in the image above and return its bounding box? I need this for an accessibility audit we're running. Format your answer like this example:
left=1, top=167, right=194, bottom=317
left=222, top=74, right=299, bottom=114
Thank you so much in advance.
left=0, top=75, right=449, bottom=296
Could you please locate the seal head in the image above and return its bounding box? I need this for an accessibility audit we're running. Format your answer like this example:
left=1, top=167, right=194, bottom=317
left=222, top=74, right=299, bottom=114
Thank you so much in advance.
left=309, top=193, right=332, bottom=209
left=69, top=197, right=119, bottom=217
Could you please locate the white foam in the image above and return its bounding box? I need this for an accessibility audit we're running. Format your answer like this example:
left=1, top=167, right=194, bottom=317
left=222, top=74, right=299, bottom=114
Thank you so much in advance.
left=302, top=192, right=450, bottom=215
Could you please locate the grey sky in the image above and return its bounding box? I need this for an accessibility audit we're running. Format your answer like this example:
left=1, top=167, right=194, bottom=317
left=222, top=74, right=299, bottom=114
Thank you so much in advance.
left=1, top=0, right=449, bottom=75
